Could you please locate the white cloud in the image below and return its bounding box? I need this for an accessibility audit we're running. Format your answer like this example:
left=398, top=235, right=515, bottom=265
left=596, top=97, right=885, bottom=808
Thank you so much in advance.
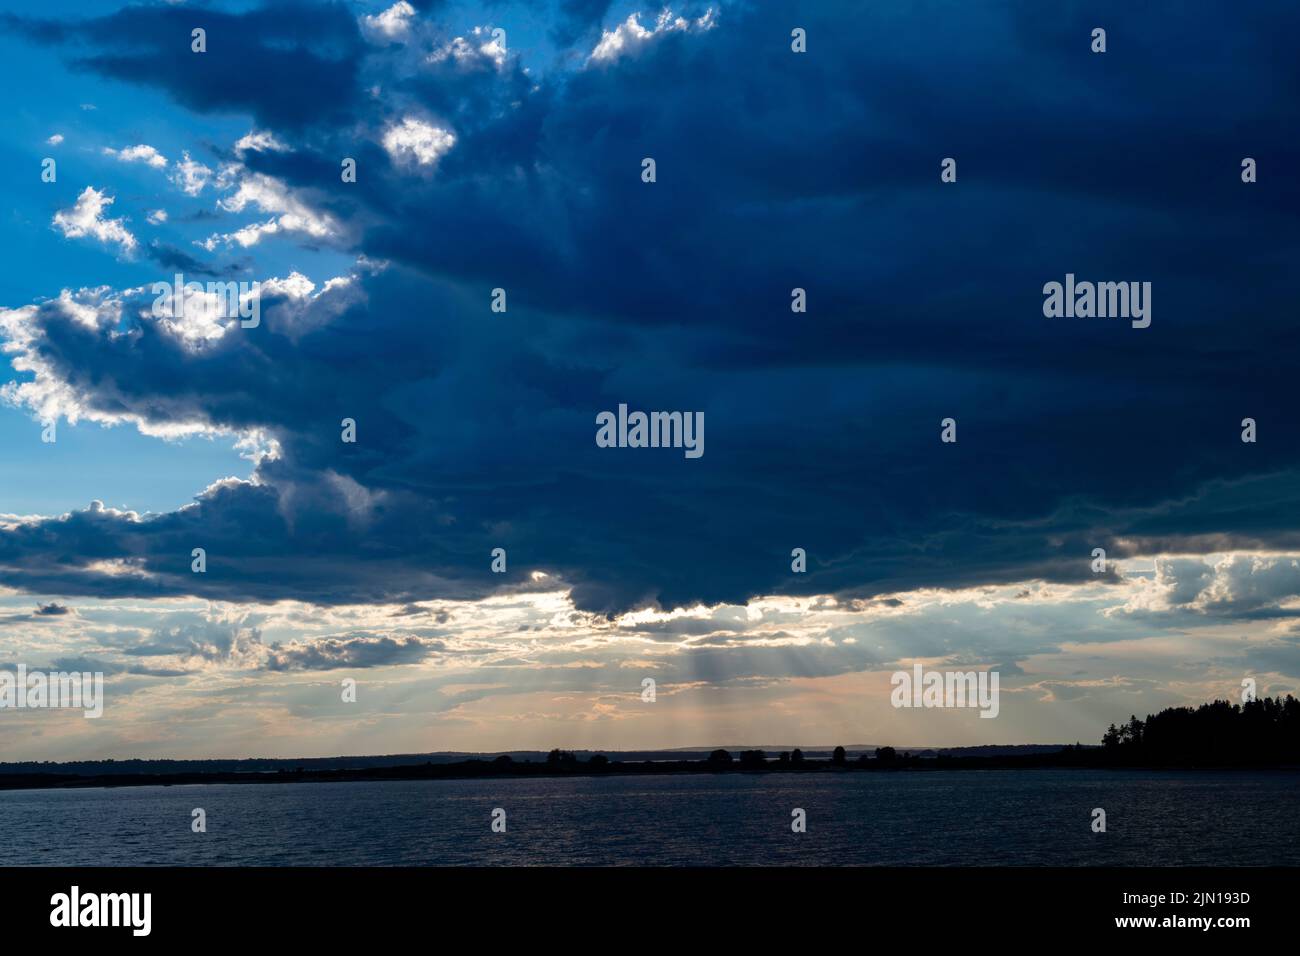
left=46, top=134, right=64, bottom=147
left=103, top=144, right=168, bottom=169
left=590, top=13, right=652, bottom=62
left=217, top=172, right=330, bottom=230
left=476, top=26, right=507, bottom=69
left=427, top=26, right=507, bottom=70
left=0, top=270, right=356, bottom=440
left=51, top=187, right=138, bottom=256
left=198, top=220, right=276, bottom=251
left=362, top=1, right=416, bottom=42
left=0, top=289, right=122, bottom=427
left=234, top=130, right=289, bottom=154
left=171, top=151, right=213, bottom=196
left=198, top=171, right=339, bottom=250
left=1117, top=553, right=1300, bottom=616
left=382, top=117, right=456, bottom=168
left=155, top=283, right=237, bottom=346
left=257, top=271, right=317, bottom=300
left=147, top=209, right=168, bottom=225
left=149, top=274, right=319, bottom=352
left=589, top=8, right=717, bottom=64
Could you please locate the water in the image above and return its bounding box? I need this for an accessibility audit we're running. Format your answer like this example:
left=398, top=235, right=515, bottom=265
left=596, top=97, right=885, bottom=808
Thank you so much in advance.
left=2, top=769, right=1296, bottom=866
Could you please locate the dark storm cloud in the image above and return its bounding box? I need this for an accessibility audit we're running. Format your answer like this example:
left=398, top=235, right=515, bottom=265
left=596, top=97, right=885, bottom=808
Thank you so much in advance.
left=265, top=632, right=444, bottom=670
left=0, top=603, right=72, bottom=625
left=2, top=1, right=364, bottom=129
left=145, top=241, right=231, bottom=279
left=2, top=1, right=1299, bottom=614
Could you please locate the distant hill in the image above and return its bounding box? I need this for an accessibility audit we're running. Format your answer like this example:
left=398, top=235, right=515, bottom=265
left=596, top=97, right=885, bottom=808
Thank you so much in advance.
left=0, top=744, right=1083, bottom=776
left=667, top=745, right=1077, bottom=758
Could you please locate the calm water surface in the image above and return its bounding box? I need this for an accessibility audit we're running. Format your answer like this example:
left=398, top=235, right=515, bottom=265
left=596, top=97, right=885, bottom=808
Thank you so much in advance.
left=1, top=769, right=1296, bottom=866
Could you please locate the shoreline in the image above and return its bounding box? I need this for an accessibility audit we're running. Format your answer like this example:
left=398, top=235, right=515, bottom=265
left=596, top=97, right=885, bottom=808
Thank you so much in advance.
left=3, top=754, right=1298, bottom=793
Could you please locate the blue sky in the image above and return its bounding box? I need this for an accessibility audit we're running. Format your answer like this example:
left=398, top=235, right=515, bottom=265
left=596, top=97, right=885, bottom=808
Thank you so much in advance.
left=0, top=0, right=1297, bottom=759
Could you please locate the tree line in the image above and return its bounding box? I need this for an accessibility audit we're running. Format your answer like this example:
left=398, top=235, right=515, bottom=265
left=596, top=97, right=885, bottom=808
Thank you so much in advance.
left=1098, top=695, right=1299, bottom=766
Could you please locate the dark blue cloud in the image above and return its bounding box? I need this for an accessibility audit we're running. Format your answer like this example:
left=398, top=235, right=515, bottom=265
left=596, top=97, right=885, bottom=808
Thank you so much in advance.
left=3, top=1, right=365, bottom=129
left=2, top=0, right=1299, bottom=615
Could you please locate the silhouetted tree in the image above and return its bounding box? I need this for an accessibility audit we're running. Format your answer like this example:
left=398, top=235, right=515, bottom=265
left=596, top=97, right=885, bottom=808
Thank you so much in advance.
left=831, top=746, right=847, bottom=765
left=739, top=750, right=766, bottom=769
left=875, top=746, right=897, bottom=764
left=707, top=749, right=733, bottom=767
left=790, top=748, right=804, bottom=764
left=1099, top=695, right=1299, bottom=766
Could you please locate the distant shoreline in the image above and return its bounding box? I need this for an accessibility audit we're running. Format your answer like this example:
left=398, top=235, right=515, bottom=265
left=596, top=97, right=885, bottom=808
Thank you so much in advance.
left=3, top=749, right=1298, bottom=793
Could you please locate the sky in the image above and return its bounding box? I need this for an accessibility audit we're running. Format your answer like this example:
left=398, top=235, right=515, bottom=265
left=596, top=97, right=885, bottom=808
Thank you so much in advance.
left=0, top=0, right=1297, bottom=760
